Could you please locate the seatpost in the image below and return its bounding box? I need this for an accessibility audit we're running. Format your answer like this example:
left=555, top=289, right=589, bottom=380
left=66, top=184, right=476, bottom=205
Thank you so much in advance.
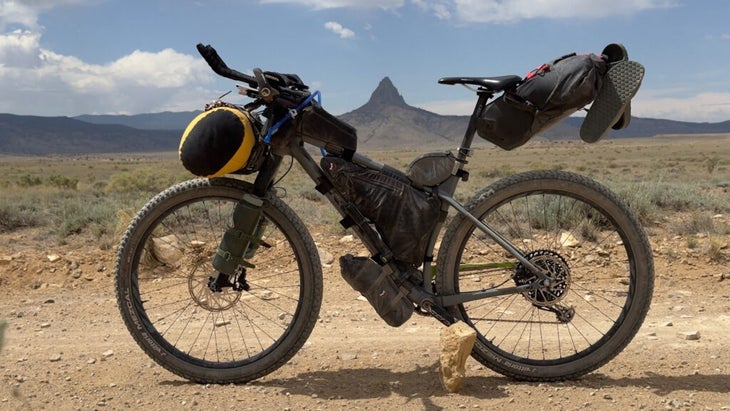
left=455, top=91, right=492, bottom=164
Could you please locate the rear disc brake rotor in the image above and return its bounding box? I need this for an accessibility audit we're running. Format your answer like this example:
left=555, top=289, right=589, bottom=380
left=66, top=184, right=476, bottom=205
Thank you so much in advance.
left=514, top=249, right=571, bottom=306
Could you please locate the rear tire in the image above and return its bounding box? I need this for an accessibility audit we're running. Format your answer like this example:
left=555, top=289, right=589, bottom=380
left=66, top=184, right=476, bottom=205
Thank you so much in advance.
left=436, top=170, right=653, bottom=381
left=115, top=178, right=322, bottom=383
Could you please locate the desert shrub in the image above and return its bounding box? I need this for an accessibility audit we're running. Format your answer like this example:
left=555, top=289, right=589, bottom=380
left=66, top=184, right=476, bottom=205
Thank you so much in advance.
left=299, top=191, right=323, bottom=202
left=51, top=195, right=119, bottom=243
left=672, top=212, right=715, bottom=236
left=46, top=174, right=78, bottom=189
left=16, top=174, right=42, bottom=187
left=0, top=199, right=42, bottom=232
left=610, top=180, right=728, bottom=224
left=706, top=237, right=727, bottom=263
left=478, top=165, right=515, bottom=179
left=704, top=156, right=721, bottom=174
left=105, top=168, right=178, bottom=194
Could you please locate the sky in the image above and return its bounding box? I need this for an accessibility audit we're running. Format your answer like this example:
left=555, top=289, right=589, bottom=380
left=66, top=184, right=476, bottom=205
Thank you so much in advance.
left=1, top=0, right=729, bottom=123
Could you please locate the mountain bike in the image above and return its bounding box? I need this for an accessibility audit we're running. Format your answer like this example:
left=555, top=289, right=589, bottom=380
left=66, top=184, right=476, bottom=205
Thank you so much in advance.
left=115, top=44, right=654, bottom=384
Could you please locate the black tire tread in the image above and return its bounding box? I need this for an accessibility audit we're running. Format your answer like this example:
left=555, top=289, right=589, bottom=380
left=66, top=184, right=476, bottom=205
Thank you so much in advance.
left=115, top=177, right=323, bottom=384
left=436, top=170, right=654, bottom=381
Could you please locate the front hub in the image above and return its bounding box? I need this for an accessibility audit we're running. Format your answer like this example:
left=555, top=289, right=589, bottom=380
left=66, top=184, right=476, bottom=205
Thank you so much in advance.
left=185, top=262, right=242, bottom=312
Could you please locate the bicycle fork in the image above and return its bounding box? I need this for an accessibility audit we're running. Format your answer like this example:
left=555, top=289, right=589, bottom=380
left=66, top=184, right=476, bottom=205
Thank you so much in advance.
left=209, top=193, right=267, bottom=292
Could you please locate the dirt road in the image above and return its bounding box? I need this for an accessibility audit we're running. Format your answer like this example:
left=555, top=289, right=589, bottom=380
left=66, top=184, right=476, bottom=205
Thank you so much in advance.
left=1, top=232, right=729, bottom=410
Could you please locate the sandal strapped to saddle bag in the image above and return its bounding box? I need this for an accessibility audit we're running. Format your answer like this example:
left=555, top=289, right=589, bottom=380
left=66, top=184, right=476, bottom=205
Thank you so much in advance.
left=477, top=53, right=607, bottom=150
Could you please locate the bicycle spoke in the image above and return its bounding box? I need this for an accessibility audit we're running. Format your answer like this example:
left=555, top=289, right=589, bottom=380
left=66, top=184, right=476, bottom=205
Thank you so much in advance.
left=116, top=179, right=322, bottom=384
left=439, top=171, right=652, bottom=379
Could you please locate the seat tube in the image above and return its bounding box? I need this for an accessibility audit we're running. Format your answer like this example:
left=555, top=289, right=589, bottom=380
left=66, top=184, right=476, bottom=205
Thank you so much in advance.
left=456, top=92, right=491, bottom=163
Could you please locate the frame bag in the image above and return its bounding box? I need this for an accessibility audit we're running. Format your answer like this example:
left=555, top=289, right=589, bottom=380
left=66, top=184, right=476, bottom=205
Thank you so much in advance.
left=477, top=53, right=607, bottom=150
left=321, top=156, right=441, bottom=265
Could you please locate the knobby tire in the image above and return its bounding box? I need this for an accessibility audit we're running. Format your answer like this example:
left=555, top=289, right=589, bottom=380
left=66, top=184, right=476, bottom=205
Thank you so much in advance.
left=436, top=170, right=654, bottom=381
left=115, top=177, right=322, bottom=384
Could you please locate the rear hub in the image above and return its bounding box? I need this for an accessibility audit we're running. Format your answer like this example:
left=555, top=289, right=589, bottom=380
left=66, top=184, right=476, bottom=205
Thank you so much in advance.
left=514, top=249, right=571, bottom=306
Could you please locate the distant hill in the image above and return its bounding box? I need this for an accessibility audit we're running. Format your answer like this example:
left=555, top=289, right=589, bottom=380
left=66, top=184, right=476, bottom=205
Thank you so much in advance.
left=0, top=114, right=179, bottom=155
left=339, top=78, right=730, bottom=147
left=74, top=111, right=200, bottom=130
left=564, top=116, right=730, bottom=138
left=339, top=77, right=468, bottom=150
left=3, top=77, right=730, bottom=156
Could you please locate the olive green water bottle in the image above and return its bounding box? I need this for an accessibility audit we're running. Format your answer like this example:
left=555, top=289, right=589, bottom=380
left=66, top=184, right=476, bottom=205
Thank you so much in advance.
left=212, top=194, right=264, bottom=275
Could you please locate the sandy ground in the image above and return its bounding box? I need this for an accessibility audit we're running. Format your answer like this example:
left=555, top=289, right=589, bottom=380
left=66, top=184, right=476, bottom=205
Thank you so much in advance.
left=1, top=226, right=729, bottom=411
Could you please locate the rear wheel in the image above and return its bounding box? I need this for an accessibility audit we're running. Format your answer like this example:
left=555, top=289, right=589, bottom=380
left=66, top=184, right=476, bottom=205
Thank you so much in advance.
left=436, top=170, right=653, bottom=381
left=115, top=177, right=322, bottom=383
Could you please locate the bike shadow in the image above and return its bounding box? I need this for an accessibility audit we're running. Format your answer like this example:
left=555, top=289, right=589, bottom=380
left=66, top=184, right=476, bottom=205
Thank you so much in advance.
left=160, top=366, right=729, bottom=406
left=254, top=366, right=730, bottom=402
left=576, top=371, right=730, bottom=396
left=256, top=363, right=512, bottom=409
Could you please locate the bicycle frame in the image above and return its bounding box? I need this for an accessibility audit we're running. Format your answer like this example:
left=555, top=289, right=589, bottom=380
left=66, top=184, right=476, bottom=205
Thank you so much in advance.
left=116, top=44, right=653, bottom=384
left=252, top=89, right=550, bottom=325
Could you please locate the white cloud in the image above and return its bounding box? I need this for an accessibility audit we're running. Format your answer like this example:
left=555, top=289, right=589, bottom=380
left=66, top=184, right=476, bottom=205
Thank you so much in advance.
left=631, top=90, right=730, bottom=123
left=450, top=0, right=676, bottom=23
left=0, top=0, right=215, bottom=115
left=0, top=37, right=213, bottom=115
left=262, top=0, right=674, bottom=22
left=0, top=29, right=42, bottom=67
left=0, top=0, right=93, bottom=30
left=324, top=21, right=355, bottom=39
left=260, top=0, right=404, bottom=9
left=412, top=0, right=451, bottom=20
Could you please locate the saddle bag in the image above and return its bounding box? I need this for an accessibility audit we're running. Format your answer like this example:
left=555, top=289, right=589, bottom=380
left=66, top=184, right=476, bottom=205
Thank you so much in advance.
left=321, top=156, right=441, bottom=265
left=477, top=53, right=607, bottom=150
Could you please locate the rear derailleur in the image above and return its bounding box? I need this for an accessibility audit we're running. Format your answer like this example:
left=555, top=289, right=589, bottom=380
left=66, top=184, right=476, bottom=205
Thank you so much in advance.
left=537, top=304, right=575, bottom=323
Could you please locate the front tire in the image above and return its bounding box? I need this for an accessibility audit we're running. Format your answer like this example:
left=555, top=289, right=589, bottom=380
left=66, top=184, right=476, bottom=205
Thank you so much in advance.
left=436, top=170, right=654, bottom=381
left=115, top=178, right=322, bottom=383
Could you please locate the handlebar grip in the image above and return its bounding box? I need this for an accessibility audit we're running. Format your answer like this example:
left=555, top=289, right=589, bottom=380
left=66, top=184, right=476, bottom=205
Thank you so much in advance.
left=196, top=43, right=257, bottom=87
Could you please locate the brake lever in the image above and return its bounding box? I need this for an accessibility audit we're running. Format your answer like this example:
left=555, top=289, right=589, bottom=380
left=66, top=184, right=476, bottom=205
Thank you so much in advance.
left=237, top=85, right=258, bottom=99
left=253, top=68, right=279, bottom=103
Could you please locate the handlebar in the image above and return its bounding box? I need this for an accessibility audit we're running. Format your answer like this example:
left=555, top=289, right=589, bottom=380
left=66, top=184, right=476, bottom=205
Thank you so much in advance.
left=196, top=43, right=310, bottom=107
left=196, top=43, right=257, bottom=87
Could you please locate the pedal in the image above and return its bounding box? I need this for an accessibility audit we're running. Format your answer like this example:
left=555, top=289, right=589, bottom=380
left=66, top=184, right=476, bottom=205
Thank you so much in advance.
left=580, top=60, right=644, bottom=143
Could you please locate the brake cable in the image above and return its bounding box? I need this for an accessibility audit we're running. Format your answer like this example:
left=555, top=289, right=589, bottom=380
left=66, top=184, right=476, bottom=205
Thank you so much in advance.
left=263, top=90, right=322, bottom=144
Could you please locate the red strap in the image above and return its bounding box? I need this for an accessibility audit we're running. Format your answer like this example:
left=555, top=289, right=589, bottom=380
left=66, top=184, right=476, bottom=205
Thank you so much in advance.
left=525, top=63, right=550, bottom=79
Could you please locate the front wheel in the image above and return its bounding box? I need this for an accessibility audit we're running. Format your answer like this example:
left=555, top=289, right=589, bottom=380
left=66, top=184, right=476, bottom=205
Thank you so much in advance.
left=436, top=170, right=654, bottom=381
left=115, top=178, right=323, bottom=383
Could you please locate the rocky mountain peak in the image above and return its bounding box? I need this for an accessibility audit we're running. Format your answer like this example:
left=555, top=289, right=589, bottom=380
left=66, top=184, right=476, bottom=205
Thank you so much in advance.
left=365, top=77, right=408, bottom=108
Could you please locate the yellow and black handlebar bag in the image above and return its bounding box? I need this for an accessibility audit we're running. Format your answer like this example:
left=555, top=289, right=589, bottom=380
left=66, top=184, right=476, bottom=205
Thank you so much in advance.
left=179, top=107, right=257, bottom=177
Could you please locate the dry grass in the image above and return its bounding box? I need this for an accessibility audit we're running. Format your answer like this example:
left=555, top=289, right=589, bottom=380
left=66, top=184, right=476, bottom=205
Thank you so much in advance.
left=1, top=134, right=728, bottom=251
